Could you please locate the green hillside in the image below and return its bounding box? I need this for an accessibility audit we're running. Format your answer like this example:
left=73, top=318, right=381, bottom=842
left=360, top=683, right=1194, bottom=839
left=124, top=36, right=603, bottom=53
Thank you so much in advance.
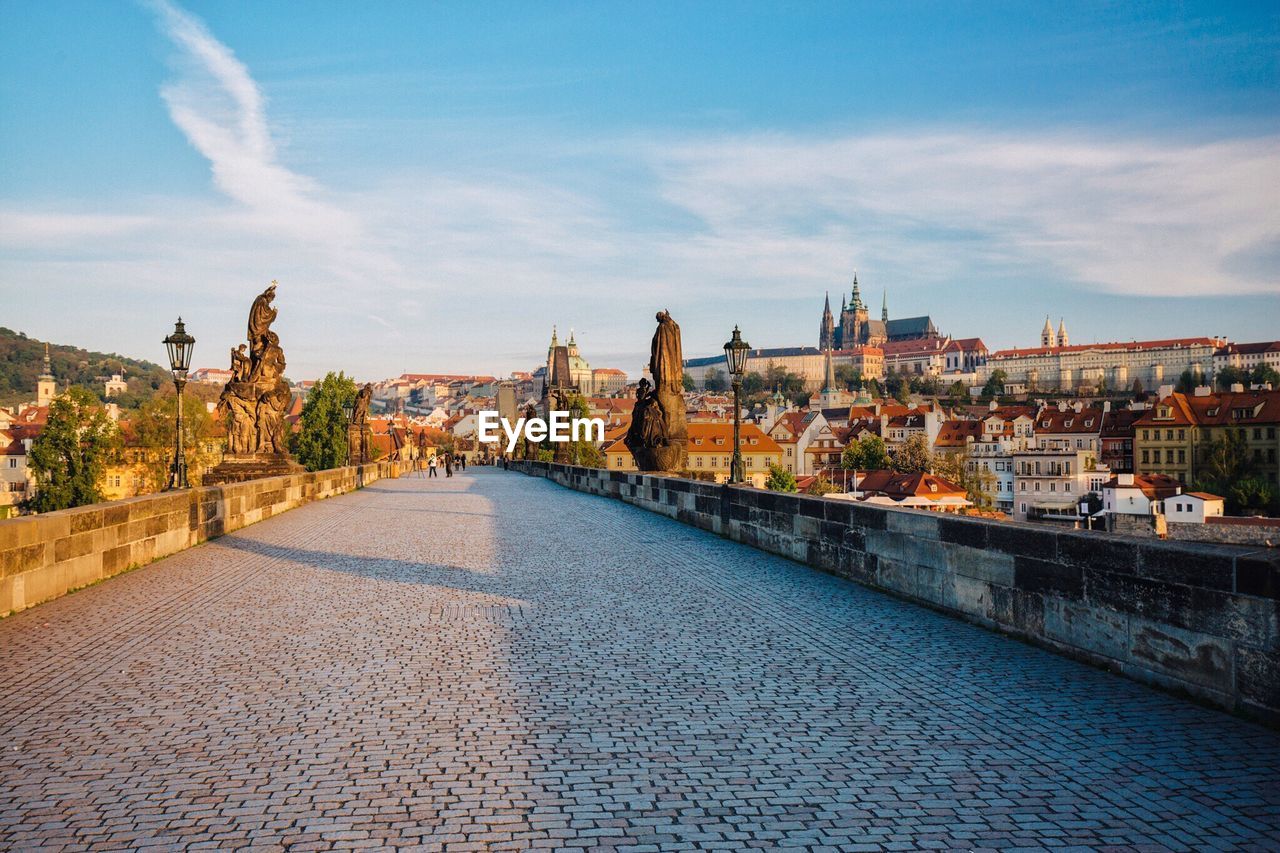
left=0, top=327, right=173, bottom=409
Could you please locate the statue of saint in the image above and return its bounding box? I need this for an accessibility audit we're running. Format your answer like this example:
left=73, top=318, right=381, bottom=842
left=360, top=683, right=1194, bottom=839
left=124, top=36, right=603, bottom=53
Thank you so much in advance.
left=247, top=282, right=278, bottom=356
left=625, top=311, right=688, bottom=472
left=353, top=384, right=372, bottom=425
left=230, top=344, right=251, bottom=382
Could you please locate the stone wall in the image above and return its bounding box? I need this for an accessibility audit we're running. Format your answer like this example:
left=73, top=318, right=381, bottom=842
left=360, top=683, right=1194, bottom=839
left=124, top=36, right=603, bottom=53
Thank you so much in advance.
left=0, top=460, right=409, bottom=617
left=513, top=461, right=1280, bottom=725
left=1111, top=512, right=1280, bottom=548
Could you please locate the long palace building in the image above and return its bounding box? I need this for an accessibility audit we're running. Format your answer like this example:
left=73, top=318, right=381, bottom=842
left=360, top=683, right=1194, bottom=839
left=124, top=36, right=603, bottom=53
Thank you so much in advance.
left=977, top=318, right=1224, bottom=394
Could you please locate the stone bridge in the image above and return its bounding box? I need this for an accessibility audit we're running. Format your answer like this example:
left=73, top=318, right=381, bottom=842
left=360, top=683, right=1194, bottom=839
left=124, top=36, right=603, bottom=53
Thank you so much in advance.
left=1, top=469, right=1278, bottom=849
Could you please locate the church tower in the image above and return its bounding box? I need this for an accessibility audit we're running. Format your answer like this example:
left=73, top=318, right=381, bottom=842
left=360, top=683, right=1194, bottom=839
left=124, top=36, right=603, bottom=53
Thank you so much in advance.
left=1041, top=316, right=1057, bottom=349
left=881, top=290, right=889, bottom=324
left=37, top=343, right=56, bottom=406
left=819, top=292, right=835, bottom=350
left=1057, top=318, right=1068, bottom=348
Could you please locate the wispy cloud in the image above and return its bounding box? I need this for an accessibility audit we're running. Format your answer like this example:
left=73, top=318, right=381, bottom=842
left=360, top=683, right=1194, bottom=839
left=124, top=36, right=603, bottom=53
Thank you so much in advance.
left=148, top=0, right=357, bottom=239
left=649, top=131, right=1280, bottom=298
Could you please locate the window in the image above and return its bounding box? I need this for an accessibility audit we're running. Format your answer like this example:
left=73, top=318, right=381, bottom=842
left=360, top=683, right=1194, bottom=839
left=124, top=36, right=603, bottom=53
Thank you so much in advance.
left=696, top=457, right=703, bottom=468
left=1065, top=483, right=1071, bottom=492
left=1165, top=450, right=1174, bottom=463
left=6, top=459, right=13, bottom=469
left=1178, top=450, right=1185, bottom=464
left=1165, top=429, right=1173, bottom=441
left=1141, top=450, right=1149, bottom=464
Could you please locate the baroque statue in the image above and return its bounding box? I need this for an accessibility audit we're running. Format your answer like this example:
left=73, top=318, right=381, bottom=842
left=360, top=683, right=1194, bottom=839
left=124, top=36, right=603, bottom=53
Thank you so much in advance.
left=624, top=310, right=688, bottom=471
left=349, top=383, right=372, bottom=464
left=206, top=282, right=304, bottom=483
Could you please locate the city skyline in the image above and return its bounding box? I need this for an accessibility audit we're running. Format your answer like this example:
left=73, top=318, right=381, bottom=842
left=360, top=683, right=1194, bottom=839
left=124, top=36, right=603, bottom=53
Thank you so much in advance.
left=2, top=1, right=1277, bottom=379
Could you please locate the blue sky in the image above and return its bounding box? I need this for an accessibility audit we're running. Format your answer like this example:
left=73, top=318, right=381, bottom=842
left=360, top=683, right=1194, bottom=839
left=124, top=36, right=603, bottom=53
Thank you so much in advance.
left=1, top=1, right=1277, bottom=380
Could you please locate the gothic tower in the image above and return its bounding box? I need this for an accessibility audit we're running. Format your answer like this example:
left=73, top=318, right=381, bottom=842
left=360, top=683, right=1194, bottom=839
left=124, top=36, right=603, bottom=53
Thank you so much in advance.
left=1057, top=318, right=1069, bottom=348
left=819, top=292, right=835, bottom=350
left=37, top=342, right=56, bottom=406
left=881, top=290, right=888, bottom=324
left=1041, top=316, right=1057, bottom=349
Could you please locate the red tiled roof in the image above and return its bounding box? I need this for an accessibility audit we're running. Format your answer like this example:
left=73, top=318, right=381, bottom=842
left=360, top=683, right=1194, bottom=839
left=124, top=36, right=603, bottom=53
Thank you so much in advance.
left=857, top=470, right=967, bottom=500
left=990, top=337, right=1221, bottom=359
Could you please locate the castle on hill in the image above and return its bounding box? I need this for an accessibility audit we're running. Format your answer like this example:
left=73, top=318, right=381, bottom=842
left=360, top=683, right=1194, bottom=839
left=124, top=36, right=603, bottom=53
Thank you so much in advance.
left=819, top=273, right=938, bottom=350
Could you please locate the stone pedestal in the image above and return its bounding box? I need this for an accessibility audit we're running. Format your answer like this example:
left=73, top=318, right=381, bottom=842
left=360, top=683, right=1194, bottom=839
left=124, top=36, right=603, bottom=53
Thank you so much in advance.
left=204, top=453, right=305, bottom=485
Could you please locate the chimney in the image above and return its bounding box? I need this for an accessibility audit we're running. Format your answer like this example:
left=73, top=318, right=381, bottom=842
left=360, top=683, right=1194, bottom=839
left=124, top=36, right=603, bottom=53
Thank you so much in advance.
left=1118, top=473, right=1135, bottom=486
left=1158, top=384, right=1174, bottom=398
left=1193, top=385, right=1211, bottom=397
left=1103, top=401, right=1111, bottom=413
left=1073, top=401, right=1083, bottom=413
left=1057, top=401, right=1067, bottom=412
left=988, top=399, right=998, bottom=412
left=1231, top=383, right=1245, bottom=393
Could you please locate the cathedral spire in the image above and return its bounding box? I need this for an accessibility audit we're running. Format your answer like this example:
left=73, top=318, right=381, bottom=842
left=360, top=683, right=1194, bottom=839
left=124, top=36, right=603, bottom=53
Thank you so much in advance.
left=39, top=342, right=53, bottom=381
left=881, top=290, right=888, bottom=323
left=1057, top=318, right=1068, bottom=348
left=851, top=272, right=862, bottom=310
left=550, top=325, right=559, bottom=349
left=823, top=346, right=835, bottom=393
left=1041, top=315, right=1056, bottom=349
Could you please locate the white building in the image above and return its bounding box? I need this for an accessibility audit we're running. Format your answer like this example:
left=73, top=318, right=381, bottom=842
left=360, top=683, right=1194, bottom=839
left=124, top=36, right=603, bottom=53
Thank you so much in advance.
left=980, top=332, right=1224, bottom=395
left=1013, top=445, right=1109, bottom=522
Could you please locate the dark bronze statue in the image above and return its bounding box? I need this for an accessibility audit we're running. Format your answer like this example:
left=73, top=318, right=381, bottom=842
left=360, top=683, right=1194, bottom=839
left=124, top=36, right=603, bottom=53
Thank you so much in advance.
left=349, top=383, right=372, bottom=464
left=625, top=310, right=688, bottom=471
left=207, top=281, right=304, bottom=483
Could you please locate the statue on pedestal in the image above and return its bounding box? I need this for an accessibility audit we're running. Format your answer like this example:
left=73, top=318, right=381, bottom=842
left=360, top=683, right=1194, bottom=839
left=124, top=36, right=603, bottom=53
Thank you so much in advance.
left=206, top=282, right=305, bottom=484
left=349, top=383, right=372, bottom=464
left=625, top=310, right=688, bottom=472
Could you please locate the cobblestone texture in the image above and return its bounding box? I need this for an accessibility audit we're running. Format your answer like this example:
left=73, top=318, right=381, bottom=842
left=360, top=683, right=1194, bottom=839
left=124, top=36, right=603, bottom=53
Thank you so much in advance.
left=1, top=469, right=1278, bottom=850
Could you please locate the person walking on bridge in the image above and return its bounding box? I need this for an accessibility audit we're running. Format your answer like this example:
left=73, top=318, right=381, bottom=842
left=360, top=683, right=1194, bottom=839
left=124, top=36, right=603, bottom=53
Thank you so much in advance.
left=445, top=453, right=453, bottom=478
left=428, top=455, right=438, bottom=478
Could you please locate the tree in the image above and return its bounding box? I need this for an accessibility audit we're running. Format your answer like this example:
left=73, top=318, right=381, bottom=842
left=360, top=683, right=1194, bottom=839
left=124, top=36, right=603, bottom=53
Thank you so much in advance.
left=291, top=371, right=357, bottom=472
left=129, top=390, right=220, bottom=491
left=1251, top=364, right=1280, bottom=388
left=25, top=386, right=120, bottom=513
left=841, top=434, right=889, bottom=471
left=1130, top=378, right=1145, bottom=400
left=833, top=364, right=863, bottom=391
left=1228, top=476, right=1276, bottom=516
left=891, top=433, right=932, bottom=474
left=806, top=476, right=838, bottom=496
left=1192, top=431, right=1278, bottom=516
left=765, top=464, right=797, bottom=492
left=703, top=368, right=727, bottom=392
left=1215, top=365, right=1246, bottom=391
left=931, top=448, right=996, bottom=510
left=742, top=371, right=765, bottom=395
left=561, top=391, right=604, bottom=467
left=682, top=372, right=695, bottom=392
left=1174, top=369, right=1197, bottom=394
left=980, top=369, right=1007, bottom=400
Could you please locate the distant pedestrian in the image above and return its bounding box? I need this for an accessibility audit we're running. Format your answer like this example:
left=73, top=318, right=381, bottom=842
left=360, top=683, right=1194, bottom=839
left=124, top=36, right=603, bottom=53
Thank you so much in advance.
left=428, top=455, right=439, bottom=478
left=460, top=454, right=467, bottom=471
left=445, top=454, right=453, bottom=478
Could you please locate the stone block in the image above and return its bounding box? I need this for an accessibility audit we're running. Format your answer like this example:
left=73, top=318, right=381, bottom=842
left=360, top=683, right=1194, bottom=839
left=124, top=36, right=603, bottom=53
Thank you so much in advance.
left=864, top=529, right=946, bottom=568
left=989, top=523, right=1057, bottom=560
left=1137, top=540, right=1235, bottom=591
left=103, top=543, right=132, bottom=575
left=885, top=509, right=941, bottom=541
left=1057, top=532, right=1139, bottom=575
left=53, top=530, right=95, bottom=563
left=915, top=564, right=953, bottom=609
left=843, top=502, right=888, bottom=531
left=1235, top=646, right=1280, bottom=710
left=1013, top=589, right=1045, bottom=635
left=1014, top=556, right=1083, bottom=599
left=952, top=573, right=995, bottom=621
left=796, top=496, right=824, bottom=518
left=875, top=558, right=917, bottom=597
left=1236, top=549, right=1280, bottom=600
left=69, top=507, right=104, bottom=534
left=944, top=542, right=1015, bottom=586
left=1128, top=616, right=1233, bottom=692
left=793, top=515, right=821, bottom=541
left=1044, top=599, right=1129, bottom=661
left=937, top=516, right=989, bottom=549
left=2, top=543, right=48, bottom=578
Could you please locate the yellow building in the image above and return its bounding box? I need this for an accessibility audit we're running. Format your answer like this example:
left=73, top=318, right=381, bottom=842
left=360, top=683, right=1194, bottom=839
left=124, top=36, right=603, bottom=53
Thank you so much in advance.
left=603, top=422, right=783, bottom=485
left=1134, top=390, right=1280, bottom=487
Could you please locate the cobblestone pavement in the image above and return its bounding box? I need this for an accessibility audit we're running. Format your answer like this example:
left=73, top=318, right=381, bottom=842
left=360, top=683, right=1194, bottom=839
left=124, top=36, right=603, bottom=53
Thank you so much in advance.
left=2, top=469, right=1278, bottom=851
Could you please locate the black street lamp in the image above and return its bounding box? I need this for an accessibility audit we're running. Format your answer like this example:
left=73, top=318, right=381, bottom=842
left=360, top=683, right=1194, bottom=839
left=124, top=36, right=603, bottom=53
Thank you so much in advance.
left=723, top=325, right=750, bottom=484
left=342, top=400, right=355, bottom=466
left=163, top=317, right=195, bottom=490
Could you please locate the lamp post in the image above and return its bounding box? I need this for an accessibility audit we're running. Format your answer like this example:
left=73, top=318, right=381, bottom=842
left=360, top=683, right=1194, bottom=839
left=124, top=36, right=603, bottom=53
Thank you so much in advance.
left=342, top=400, right=355, bottom=466
left=723, top=325, right=750, bottom=484
left=163, top=317, right=195, bottom=490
